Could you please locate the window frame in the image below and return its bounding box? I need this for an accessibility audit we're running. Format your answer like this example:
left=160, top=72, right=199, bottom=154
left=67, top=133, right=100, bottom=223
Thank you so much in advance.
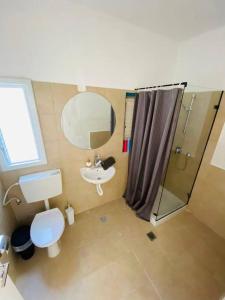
left=0, top=78, right=47, bottom=171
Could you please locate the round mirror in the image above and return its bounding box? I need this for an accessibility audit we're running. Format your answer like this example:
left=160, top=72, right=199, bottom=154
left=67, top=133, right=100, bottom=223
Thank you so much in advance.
left=61, top=92, right=116, bottom=149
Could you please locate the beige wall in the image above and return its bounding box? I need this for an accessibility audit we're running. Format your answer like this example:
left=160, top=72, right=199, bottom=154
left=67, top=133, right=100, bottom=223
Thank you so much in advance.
left=0, top=179, right=17, bottom=280
left=0, top=82, right=128, bottom=222
left=189, top=93, right=225, bottom=239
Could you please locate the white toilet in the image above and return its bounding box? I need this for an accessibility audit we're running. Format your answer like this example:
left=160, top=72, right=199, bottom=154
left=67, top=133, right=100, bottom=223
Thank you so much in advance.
left=19, top=169, right=65, bottom=258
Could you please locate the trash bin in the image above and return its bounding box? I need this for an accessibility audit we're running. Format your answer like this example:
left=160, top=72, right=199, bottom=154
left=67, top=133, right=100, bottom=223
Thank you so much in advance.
left=11, top=225, right=35, bottom=260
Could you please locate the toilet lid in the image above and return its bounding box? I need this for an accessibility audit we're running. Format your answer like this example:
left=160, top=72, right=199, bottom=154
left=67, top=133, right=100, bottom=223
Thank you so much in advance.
left=31, top=208, right=65, bottom=248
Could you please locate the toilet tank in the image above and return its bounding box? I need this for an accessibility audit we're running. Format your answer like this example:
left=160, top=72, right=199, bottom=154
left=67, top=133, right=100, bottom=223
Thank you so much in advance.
left=19, top=169, right=62, bottom=203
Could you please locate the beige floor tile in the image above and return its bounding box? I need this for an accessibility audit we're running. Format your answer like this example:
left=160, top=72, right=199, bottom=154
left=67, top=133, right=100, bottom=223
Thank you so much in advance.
left=64, top=253, right=151, bottom=300
left=15, top=198, right=225, bottom=300
left=173, top=251, right=223, bottom=300
left=121, top=284, right=160, bottom=300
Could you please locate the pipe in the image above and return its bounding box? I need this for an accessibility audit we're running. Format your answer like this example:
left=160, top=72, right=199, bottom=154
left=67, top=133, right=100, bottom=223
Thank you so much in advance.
left=135, top=81, right=187, bottom=91
left=183, top=94, right=196, bottom=135
left=2, top=182, right=20, bottom=206
left=96, top=184, right=103, bottom=196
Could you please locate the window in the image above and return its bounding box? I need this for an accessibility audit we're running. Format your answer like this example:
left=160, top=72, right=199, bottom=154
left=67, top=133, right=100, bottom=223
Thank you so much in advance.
left=0, top=78, right=47, bottom=171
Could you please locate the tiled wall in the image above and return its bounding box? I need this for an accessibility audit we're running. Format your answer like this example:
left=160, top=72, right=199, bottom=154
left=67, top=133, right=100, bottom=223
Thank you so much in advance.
left=164, top=91, right=221, bottom=203
left=0, top=82, right=128, bottom=222
left=189, top=93, right=225, bottom=239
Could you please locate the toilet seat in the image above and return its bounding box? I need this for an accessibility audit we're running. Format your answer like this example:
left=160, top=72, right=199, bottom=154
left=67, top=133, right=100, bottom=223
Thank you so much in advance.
left=31, top=208, right=65, bottom=248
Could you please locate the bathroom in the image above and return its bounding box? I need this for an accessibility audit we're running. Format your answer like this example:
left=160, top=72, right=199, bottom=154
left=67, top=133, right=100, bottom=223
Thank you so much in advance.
left=0, top=1, right=225, bottom=299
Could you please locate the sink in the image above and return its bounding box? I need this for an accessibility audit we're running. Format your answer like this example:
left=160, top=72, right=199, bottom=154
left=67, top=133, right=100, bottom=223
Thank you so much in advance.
left=80, top=166, right=116, bottom=196
left=80, top=166, right=116, bottom=185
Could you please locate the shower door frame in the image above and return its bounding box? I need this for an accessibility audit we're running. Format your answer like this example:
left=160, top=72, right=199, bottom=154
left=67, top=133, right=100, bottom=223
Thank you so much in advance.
left=151, top=91, right=223, bottom=224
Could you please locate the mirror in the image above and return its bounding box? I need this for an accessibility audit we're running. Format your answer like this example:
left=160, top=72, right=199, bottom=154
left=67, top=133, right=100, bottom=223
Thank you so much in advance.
left=61, top=92, right=116, bottom=149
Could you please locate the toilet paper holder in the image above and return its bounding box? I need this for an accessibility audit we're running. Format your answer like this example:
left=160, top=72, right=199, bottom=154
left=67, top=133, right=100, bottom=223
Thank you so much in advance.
left=0, top=235, right=9, bottom=257
left=0, top=235, right=10, bottom=288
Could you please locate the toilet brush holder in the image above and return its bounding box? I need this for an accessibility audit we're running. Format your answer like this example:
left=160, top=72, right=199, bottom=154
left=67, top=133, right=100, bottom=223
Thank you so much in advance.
left=65, top=205, right=75, bottom=225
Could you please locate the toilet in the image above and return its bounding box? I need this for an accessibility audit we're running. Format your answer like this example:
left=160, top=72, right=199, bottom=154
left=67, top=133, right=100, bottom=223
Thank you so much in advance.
left=31, top=208, right=64, bottom=257
left=19, top=169, right=65, bottom=258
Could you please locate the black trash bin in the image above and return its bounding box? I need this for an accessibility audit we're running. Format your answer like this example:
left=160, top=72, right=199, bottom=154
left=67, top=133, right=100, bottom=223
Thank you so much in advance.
left=11, top=225, right=35, bottom=260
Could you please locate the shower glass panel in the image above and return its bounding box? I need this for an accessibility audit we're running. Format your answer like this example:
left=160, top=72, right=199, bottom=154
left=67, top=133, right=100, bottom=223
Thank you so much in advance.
left=154, top=90, right=222, bottom=220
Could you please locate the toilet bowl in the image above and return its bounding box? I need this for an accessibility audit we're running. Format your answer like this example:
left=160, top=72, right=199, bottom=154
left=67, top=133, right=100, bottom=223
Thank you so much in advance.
left=19, top=169, right=65, bottom=258
left=31, top=208, right=65, bottom=258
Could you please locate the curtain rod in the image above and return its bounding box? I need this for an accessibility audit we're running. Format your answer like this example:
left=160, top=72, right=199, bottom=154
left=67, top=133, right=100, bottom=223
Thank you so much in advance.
left=135, top=81, right=187, bottom=91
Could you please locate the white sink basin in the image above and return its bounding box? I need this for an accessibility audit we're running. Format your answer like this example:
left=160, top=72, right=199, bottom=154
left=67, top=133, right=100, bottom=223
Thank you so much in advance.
left=80, top=166, right=116, bottom=185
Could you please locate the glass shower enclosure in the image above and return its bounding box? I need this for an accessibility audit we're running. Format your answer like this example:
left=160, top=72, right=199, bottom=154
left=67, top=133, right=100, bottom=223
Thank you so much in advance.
left=152, top=90, right=223, bottom=221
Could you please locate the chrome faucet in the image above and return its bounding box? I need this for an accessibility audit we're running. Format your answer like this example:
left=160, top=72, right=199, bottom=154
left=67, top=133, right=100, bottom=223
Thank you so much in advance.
left=94, top=154, right=102, bottom=167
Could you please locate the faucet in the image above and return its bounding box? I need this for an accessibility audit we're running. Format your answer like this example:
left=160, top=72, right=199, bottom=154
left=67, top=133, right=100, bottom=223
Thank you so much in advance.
left=94, top=154, right=102, bottom=167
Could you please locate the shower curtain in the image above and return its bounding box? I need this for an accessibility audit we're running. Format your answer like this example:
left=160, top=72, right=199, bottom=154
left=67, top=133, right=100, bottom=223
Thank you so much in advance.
left=124, top=88, right=183, bottom=221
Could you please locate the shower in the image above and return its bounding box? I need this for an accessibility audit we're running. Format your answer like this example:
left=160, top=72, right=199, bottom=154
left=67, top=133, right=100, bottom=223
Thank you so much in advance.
left=182, top=93, right=196, bottom=135
left=174, top=93, right=196, bottom=171
left=175, top=149, right=191, bottom=171
left=152, top=90, right=222, bottom=222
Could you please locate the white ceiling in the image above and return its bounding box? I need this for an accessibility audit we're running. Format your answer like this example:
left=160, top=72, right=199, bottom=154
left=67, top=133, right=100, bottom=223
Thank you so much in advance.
left=77, top=0, right=225, bottom=41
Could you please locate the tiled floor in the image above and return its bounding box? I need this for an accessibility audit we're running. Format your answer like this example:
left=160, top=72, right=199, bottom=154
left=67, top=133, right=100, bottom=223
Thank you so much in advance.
left=15, top=198, right=225, bottom=300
